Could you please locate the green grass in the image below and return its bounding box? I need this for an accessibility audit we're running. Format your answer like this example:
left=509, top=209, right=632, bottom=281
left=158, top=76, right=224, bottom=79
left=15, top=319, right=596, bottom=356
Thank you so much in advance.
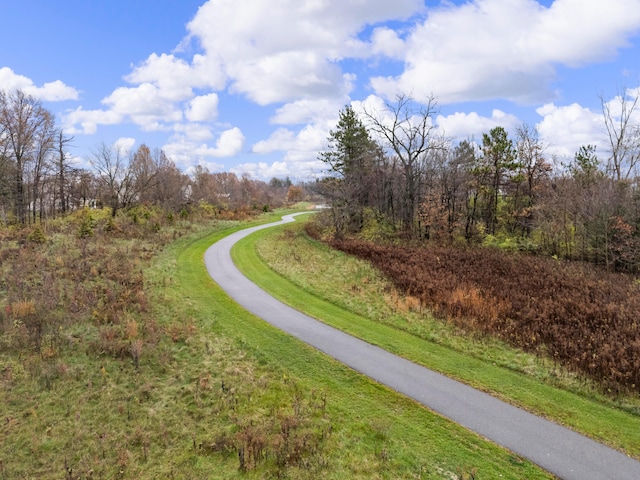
left=231, top=215, right=640, bottom=460
left=0, top=208, right=553, bottom=478
left=171, top=211, right=554, bottom=479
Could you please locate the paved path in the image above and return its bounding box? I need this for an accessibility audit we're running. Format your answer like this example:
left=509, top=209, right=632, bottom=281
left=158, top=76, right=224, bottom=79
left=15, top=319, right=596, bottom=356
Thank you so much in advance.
left=204, top=213, right=640, bottom=480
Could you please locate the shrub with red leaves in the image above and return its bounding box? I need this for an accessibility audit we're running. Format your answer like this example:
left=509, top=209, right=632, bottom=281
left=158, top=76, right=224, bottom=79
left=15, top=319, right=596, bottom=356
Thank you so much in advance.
left=329, top=237, right=640, bottom=393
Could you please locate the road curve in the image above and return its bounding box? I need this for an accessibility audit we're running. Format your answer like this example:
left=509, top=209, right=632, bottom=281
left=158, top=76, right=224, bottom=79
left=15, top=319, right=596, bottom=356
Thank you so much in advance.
left=204, top=213, right=640, bottom=480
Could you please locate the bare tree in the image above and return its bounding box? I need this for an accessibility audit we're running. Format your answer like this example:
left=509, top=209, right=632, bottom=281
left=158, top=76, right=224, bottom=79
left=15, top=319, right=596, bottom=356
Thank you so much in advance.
left=147, top=151, right=188, bottom=210
left=29, top=109, right=56, bottom=222
left=514, top=124, right=552, bottom=235
left=600, top=86, right=640, bottom=181
left=363, top=94, right=443, bottom=234
left=0, top=90, right=54, bottom=224
left=54, top=131, right=75, bottom=215
left=89, top=142, right=134, bottom=217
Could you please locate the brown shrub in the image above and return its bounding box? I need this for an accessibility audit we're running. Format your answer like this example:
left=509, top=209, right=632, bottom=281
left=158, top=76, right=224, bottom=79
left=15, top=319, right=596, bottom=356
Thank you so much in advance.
left=330, top=238, right=640, bottom=393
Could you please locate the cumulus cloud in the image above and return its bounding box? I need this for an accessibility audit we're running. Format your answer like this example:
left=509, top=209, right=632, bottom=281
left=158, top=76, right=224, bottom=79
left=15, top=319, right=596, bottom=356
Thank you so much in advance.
left=126, top=53, right=220, bottom=98
left=371, top=0, right=640, bottom=104
left=233, top=157, right=325, bottom=181
left=186, top=0, right=423, bottom=105
left=114, top=137, right=136, bottom=154
left=103, top=83, right=184, bottom=130
left=535, top=102, right=606, bottom=158
left=370, top=27, right=407, bottom=59
left=186, top=93, right=219, bottom=122
left=163, top=126, right=245, bottom=168
left=63, top=107, right=123, bottom=135
left=271, top=98, right=344, bottom=125
left=252, top=124, right=327, bottom=155
left=0, top=67, right=78, bottom=101
left=213, top=127, right=246, bottom=156
left=437, top=110, right=520, bottom=139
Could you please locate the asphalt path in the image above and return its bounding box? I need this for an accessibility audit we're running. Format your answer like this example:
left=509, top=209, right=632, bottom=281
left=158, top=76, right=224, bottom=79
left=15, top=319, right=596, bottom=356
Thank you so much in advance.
left=204, top=213, right=640, bottom=480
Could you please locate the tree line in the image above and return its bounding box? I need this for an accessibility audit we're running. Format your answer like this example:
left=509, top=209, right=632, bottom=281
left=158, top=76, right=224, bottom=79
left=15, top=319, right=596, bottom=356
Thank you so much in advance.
left=317, top=90, right=640, bottom=273
left=0, top=90, right=307, bottom=225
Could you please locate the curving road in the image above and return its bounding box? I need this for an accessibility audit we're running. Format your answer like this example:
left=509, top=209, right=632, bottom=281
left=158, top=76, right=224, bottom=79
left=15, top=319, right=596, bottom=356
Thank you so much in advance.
left=204, top=213, right=640, bottom=480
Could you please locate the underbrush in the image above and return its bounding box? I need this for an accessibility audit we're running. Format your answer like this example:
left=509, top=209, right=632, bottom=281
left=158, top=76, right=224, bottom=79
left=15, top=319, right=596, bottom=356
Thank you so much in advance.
left=312, top=227, right=640, bottom=395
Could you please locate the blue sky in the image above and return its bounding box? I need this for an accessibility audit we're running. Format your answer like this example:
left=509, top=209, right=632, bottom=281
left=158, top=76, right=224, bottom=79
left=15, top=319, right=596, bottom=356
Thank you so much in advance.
left=2, top=0, right=640, bottom=181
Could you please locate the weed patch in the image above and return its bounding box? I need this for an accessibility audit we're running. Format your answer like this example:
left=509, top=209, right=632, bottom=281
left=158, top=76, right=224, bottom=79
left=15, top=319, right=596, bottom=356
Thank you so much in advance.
left=326, top=236, right=640, bottom=394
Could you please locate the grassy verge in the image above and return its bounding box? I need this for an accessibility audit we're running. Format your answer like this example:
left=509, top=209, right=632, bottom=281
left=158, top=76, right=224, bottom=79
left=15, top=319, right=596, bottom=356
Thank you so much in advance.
left=173, top=212, right=553, bottom=479
left=232, top=216, right=640, bottom=459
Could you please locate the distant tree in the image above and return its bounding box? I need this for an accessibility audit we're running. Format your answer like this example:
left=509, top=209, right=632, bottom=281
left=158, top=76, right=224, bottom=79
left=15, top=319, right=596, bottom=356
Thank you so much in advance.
left=54, top=131, right=75, bottom=215
left=570, top=144, right=601, bottom=186
left=600, top=86, right=640, bottom=181
left=477, top=126, right=517, bottom=235
left=514, top=124, right=551, bottom=235
left=286, top=185, right=304, bottom=203
left=364, top=94, right=442, bottom=234
left=150, top=153, right=188, bottom=210
left=29, top=109, right=56, bottom=222
left=89, top=142, right=134, bottom=217
left=319, top=105, right=380, bottom=234
left=0, top=90, right=55, bottom=224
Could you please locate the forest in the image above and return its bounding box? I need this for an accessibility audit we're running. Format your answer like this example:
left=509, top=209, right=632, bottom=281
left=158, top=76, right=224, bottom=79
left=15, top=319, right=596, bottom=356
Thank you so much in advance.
left=0, top=90, right=308, bottom=227
left=316, top=91, right=640, bottom=273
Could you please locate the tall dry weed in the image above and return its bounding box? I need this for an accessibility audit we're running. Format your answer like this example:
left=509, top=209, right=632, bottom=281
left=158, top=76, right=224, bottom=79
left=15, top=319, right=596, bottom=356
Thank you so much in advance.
left=330, top=237, right=640, bottom=393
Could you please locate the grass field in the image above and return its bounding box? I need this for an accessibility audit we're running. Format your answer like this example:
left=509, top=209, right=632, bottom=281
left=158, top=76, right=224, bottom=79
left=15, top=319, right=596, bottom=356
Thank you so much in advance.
left=232, top=214, right=640, bottom=461
left=0, top=208, right=553, bottom=479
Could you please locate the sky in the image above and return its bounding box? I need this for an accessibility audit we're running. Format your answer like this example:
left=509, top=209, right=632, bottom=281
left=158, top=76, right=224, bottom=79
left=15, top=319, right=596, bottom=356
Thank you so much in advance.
left=1, top=0, right=640, bottom=181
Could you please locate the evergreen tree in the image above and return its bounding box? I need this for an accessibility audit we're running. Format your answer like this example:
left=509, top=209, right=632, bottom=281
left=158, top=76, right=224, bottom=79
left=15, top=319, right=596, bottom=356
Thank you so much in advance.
left=318, top=105, right=379, bottom=235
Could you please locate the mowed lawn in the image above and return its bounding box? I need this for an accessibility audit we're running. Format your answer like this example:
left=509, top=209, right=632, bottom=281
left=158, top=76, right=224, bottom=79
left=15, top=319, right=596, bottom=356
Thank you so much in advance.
left=231, top=214, right=640, bottom=461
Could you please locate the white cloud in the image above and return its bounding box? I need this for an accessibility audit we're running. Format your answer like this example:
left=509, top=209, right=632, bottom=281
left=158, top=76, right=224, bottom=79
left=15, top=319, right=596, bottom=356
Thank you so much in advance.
left=62, top=107, right=123, bottom=135
left=102, top=83, right=184, bottom=131
left=173, top=122, right=215, bottom=142
left=437, top=110, right=520, bottom=139
left=252, top=128, right=297, bottom=154
left=271, top=98, right=344, bottom=125
left=252, top=124, right=327, bottom=155
left=213, top=127, right=245, bottom=156
left=114, top=137, right=136, bottom=154
left=186, top=93, right=219, bottom=122
left=229, top=52, right=350, bottom=105
left=233, top=157, right=325, bottom=181
left=163, top=126, right=245, bottom=169
left=126, top=53, right=217, bottom=98
left=0, top=67, right=79, bottom=101
left=535, top=102, right=606, bottom=158
left=233, top=161, right=291, bottom=180
left=370, top=27, right=407, bottom=59
left=371, top=0, right=640, bottom=104
left=63, top=52, right=224, bottom=134
left=186, top=0, right=424, bottom=105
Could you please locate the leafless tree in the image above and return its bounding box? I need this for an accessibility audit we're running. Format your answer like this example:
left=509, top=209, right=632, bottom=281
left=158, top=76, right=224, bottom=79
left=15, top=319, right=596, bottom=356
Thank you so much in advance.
left=89, top=142, right=134, bottom=217
left=514, top=124, right=552, bottom=234
left=363, top=94, right=444, bottom=233
left=54, top=131, right=75, bottom=215
left=600, top=86, right=640, bottom=181
left=0, top=90, right=54, bottom=224
left=29, top=109, right=56, bottom=222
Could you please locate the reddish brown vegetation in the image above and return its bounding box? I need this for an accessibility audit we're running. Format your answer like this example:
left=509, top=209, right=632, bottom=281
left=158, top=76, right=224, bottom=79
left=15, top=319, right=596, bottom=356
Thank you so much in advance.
left=327, top=235, right=640, bottom=393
